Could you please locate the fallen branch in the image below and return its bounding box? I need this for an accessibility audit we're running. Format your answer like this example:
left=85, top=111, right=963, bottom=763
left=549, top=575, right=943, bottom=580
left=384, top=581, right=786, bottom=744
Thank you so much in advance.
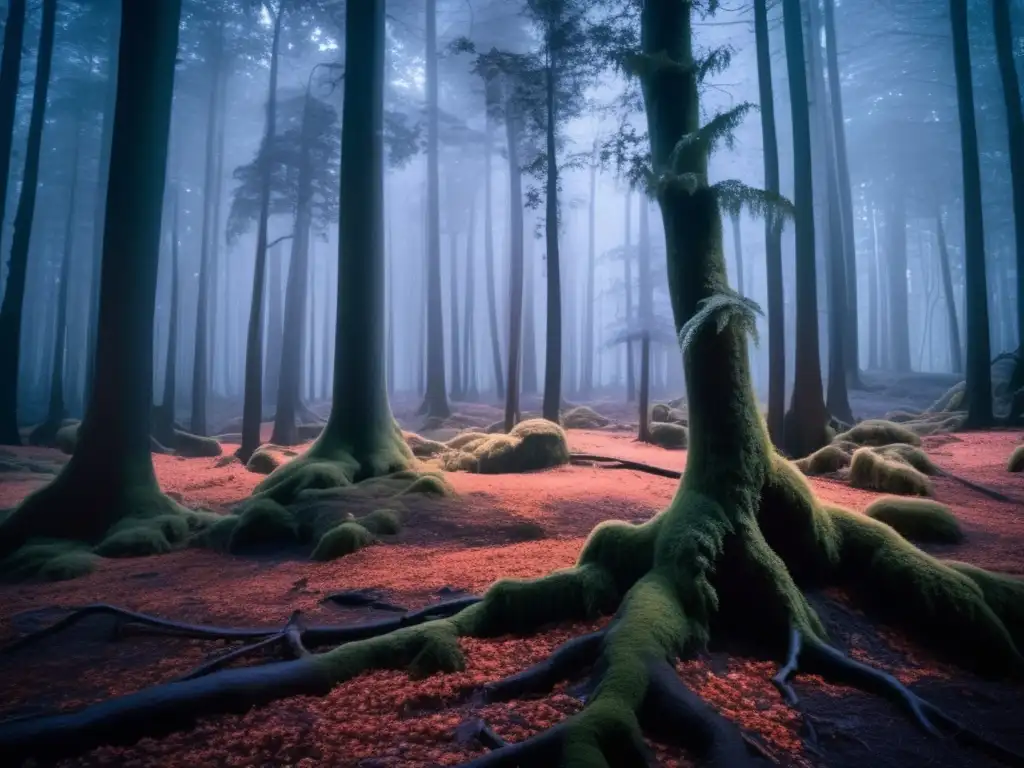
left=569, top=453, right=681, bottom=480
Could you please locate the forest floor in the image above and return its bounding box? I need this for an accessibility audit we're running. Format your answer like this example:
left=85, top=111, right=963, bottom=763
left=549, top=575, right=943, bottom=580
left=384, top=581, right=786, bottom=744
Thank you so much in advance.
left=0, top=397, right=1022, bottom=767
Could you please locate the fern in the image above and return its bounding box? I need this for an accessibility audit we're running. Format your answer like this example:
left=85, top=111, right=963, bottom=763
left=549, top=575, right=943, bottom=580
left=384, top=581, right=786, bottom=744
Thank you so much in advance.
left=670, top=102, right=756, bottom=164
left=678, top=291, right=764, bottom=354
left=696, top=46, right=733, bottom=83
left=712, top=179, right=794, bottom=228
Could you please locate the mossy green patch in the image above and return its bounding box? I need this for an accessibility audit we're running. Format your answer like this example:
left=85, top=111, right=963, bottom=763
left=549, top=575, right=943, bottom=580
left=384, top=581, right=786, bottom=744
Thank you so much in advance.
left=245, top=445, right=288, bottom=475
left=848, top=447, right=933, bottom=496
left=0, top=539, right=99, bottom=582
left=432, top=419, right=570, bottom=475
left=1008, top=445, right=1024, bottom=473
left=403, top=431, right=447, bottom=458
left=795, top=443, right=851, bottom=475
left=646, top=422, right=688, bottom=449
left=228, top=498, right=299, bottom=552
left=95, top=525, right=172, bottom=558
left=54, top=423, right=79, bottom=455
left=356, top=508, right=401, bottom=536
left=172, top=430, right=222, bottom=458
left=836, top=419, right=920, bottom=447
left=561, top=406, right=610, bottom=429
left=864, top=497, right=964, bottom=544
left=311, top=521, right=376, bottom=561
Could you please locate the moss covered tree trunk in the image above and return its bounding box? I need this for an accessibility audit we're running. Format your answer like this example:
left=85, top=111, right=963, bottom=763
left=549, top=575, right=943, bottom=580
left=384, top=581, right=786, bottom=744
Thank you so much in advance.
left=503, top=103, right=526, bottom=433
left=781, top=0, right=829, bottom=457
left=420, top=0, right=451, bottom=420
left=0, top=0, right=57, bottom=445
left=624, top=191, right=636, bottom=403
left=754, top=0, right=786, bottom=448
left=0, top=0, right=184, bottom=552
left=238, top=6, right=284, bottom=462
left=154, top=189, right=181, bottom=447
left=209, top=68, right=228, bottom=399
left=935, top=207, right=963, bottom=374
left=638, top=194, right=653, bottom=442
left=541, top=53, right=562, bottom=424
left=950, top=0, right=993, bottom=425
left=482, top=85, right=505, bottom=399
left=992, top=0, right=1024, bottom=392
left=582, top=144, right=597, bottom=395
left=0, top=0, right=24, bottom=291
left=190, top=20, right=224, bottom=437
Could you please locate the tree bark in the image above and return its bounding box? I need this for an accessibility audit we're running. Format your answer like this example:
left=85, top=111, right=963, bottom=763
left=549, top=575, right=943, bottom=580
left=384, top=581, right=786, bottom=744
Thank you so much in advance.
left=582, top=143, right=597, bottom=395
left=782, top=0, right=829, bottom=457
left=155, top=188, right=181, bottom=446
left=541, top=51, right=562, bottom=423
left=754, top=0, right=786, bottom=448
left=482, top=83, right=505, bottom=399
left=637, top=196, right=652, bottom=441
left=264, top=242, right=284, bottom=409
left=0, top=0, right=25, bottom=291
left=935, top=208, right=963, bottom=374
left=624, top=191, right=635, bottom=402
left=885, top=190, right=911, bottom=373
left=448, top=226, right=462, bottom=401
left=462, top=194, right=477, bottom=398
left=238, top=5, right=285, bottom=462
left=0, top=0, right=57, bottom=445
left=522, top=219, right=538, bottom=395
left=730, top=212, right=744, bottom=296
left=503, top=103, right=525, bottom=433
left=868, top=203, right=880, bottom=370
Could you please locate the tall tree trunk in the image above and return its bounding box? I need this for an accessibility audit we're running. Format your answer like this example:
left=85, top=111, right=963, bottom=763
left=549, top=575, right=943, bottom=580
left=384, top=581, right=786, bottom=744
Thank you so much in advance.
left=210, top=69, right=228, bottom=398
left=823, top=0, right=862, bottom=387
left=637, top=196, right=653, bottom=442
left=754, top=0, right=786, bottom=448
left=503, top=105, right=525, bottom=433
left=0, top=0, right=25, bottom=290
left=950, top=0, right=993, bottom=425
left=448, top=227, right=462, bottom=401
left=886, top=190, right=912, bottom=373
left=482, top=86, right=504, bottom=399
left=238, top=5, right=284, bottom=461
left=155, top=188, right=181, bottom=447
left=272, top=85, right=317, bottom=446
left=993, top=0, right=1024, bottom=391
left=421, top=0, right=450, bottom=419
left=541, top=55, right=562, bottom=423
left=935, top=208, right=963, bottom=374
left=190, top=20, right=224, bottom=436
left=582, top=144, right=597, bottom=395
left=462, top=194, right=477, bottom=398
left=85, top=11, right=120, bottom=407
left=782, top=0, right=829, bottom=457
left=868, top=204, right=880, bottom=370
left=730, top=212, right=745, bottom=295
left=624, top=191, right=635, bottom=402
left=0, top=0, right=57, bottom=445
left=386, top=197, right=395, bottom=394
left=264, top=243, right=284, bottom=409
left=321, top=250, right=333, bottom=399
left=0, top=0, right=183, bottom=552
left=522, top=223, right=538, bottom=394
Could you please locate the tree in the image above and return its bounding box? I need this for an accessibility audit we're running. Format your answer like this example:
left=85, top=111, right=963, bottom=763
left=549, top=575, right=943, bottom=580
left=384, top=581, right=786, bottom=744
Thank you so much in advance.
left=754, top=0, right=785, bottom=448
left=934, top=205, right=963, bottom=373
left=0, top=0, right=57, bottom=445
left=950, top=0, right=993, bottom=426
left=237, top=1, right=286, bottom=463
left=0, top=0, right=26, bottom=291
left=781, top=0, right=830, bottom=457
left=153, top=188, right=182, bottom=448
left=482, top=75, right=505, bottom=399
left=0, top=0, right=191, bottom=554
left=992, top=0, right=1024, bottom=396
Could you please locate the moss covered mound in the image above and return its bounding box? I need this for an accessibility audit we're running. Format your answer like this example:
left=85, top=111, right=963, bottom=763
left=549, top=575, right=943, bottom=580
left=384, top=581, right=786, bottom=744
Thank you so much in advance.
left=172, top=430, right=223, bottom=458
left=311, top=521, right=377, bottom=561
left=228, top=498, right=299, bottom=552
left=441, top=419, right=570, bottom=474
left=646, top=422, right=688, bottom=450
left=403, top=431, right=447, bottom=458
left=245, top=444, right=298, bottom=475
left=1009, top=445, right=1024, bottom=473
left=0, top=540, right=99, bottom=581
left=836, top=419, right=921, bottom=448
left=650, top=403, right=688, bottom=425
left=55, top=423, right=79, bottom=455
left=864, top=497, right=964, bottom=544
left=848, top=446, right=933, bottom=496
left=794, top=443, right=852, bottom=475
left=561, top=406, right=610, bottom=429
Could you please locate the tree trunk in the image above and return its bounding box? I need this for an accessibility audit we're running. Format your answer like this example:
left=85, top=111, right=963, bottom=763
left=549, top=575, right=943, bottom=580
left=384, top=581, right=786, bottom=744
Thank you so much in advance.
left=624, top=191, right=635, bottom=403
left=868, top=204, right=880, bottom=370
left=321, top=250, right=333, bottom=399
left=154, top=188, right=181, bottom=447
left=993, top=0, right=1024, bottom=390
left=522, top=221, right=538, bottom=395
left=0, top=0, right=57, bottom=445
left=637, top=195, right=653, bottom=442
left=190, top=21, right=223, bottom=436
left=264, top=242, right=284, bottom=409
left=885, top=190, right=911, bottom=373
left=386, top=198, right=395, bottom=394
left=503, top=105, right=525, bottom=433
left=462, top=194, right=477, bottom=398
left=85, top=10, right=120, bottom=407
left=448, top=227, right=462, bottom=401
left=0, top=0, right=25, bottom=290
left=582, top=144, right=597, bottom=395
left=420, top=0, right=450, bottom=419
left=210, top=67, right=228, bottom=397
left=482, top=87, right=504, bottom=399
left=730, top=212, right=745, bottom=295
left=935, top=208, right=963, bottom=374
left=822, top=0, right=862, bottom=387
left=782, top=0, right=829, bottom=458
left=541, top=55, right=562, bottom=423
left=754, top=0, right=786, bottom=448
left=238, top=6, right=284, bottom=462
left=272, top=86, right=317, bottom=446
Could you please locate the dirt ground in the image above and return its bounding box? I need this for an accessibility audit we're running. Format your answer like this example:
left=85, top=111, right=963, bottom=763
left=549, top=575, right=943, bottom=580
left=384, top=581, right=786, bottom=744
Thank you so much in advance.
left=0, top=417, right=1022, bottom=767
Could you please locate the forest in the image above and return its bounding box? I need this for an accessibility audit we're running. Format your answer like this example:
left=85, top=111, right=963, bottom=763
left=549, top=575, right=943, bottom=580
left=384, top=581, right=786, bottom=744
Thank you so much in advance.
left=0, top=0, right=1022, bottom=766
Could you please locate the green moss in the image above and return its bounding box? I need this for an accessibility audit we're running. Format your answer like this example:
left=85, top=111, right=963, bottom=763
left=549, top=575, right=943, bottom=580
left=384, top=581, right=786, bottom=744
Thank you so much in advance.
left=191, top=514, right=238, bottom=551
left=172, top=430, right=223, bottom=458
left=403, top=431, right=447, bottom=458
left=884, top=410, right=919, bottom=423
left=356, top=508, right=401, bottom=536
left=0, top=539, right=99, bottom=582
left=794, top=443, right=851, bottom=475
left=228, top=498, right=298, bottom=552
left=836, top=419, right=921, bottom=447
left=877, top=443, right=938, bottom=475
left=650, top=403, right=687, bottom=425
left=646, top=422, right=688, bottom=449
left=246, top=445, right=286, bottom=475
left=848, top=447, right=933, bottom=496
left=444, top=431, right=491, bottom=450
left=466, top=419, right=571, bottom=474
left=1009, top=445, right=1024, bottom=473
left=255, top=457, right=354, bottom=503
left=401, top=472, right=454, bottom=497
left=311, top=521, right=376, bottom=561
left=561, top=406, right=610, bottom=429
left=95, top=525, right=172, bottom=558
left=864, top=497, right=964, bottom=544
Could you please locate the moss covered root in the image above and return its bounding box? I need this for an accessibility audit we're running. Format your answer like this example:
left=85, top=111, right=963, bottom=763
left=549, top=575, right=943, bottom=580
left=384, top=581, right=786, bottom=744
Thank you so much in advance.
left=848, top=447, right=933, bottom=496
left=837, top=419, right=921, bottom=447
left=1009, top=445, right=1024, bottom=473
left=863, top=497, right=964, bottom=544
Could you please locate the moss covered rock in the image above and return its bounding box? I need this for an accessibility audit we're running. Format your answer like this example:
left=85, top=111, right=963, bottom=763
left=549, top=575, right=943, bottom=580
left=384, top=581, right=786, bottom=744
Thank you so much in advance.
left=311, top=521, right=376, bottom=561
left=836, top=419, right=920, bottom=448
left=848, top=447, right=933, bottom=496
left=1008, top=445, right=1024, bottom=473
left=794, top=443, right=852, bottom=475
left=561, top=406, right=610, bottom=429
left=173, top=430, right=223, bottom=458
left=864, top=497, right=964, bottom=544
left=95, top=525, right=172, bottom=558
left=228, top=498, right=299, bottom=552
left=0, top=539, right=99, bottom=582
left=403, top=431, right=447, bottom=458
left=647, top=422, right=688, bottom=450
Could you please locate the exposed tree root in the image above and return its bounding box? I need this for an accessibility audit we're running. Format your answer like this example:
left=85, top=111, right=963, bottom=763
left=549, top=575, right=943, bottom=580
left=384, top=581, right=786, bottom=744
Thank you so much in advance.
left=569, top=453, right=681, bottom=480
left=476, top=630, right=606, bottom=704
left=455, top=717, right=509, bottom=750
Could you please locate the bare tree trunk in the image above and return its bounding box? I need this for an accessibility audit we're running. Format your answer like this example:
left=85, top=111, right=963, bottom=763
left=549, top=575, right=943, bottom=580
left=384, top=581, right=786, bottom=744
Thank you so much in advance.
left=582, top=144, right=597, bottom=394
left=868, top=203, right=880, bottom=370
left=462, top=194, right=477, bottom=398
left=886, top=190, right=912, bottom=373
left=935, top=207, right=963, bottom=374
left=541, top=51, right=562, bottom=423
left=0, top=0, right=26, bottom=290
left=482, top=86, right=504, bottom=398
left=503, top=105, right=525, bottom=433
